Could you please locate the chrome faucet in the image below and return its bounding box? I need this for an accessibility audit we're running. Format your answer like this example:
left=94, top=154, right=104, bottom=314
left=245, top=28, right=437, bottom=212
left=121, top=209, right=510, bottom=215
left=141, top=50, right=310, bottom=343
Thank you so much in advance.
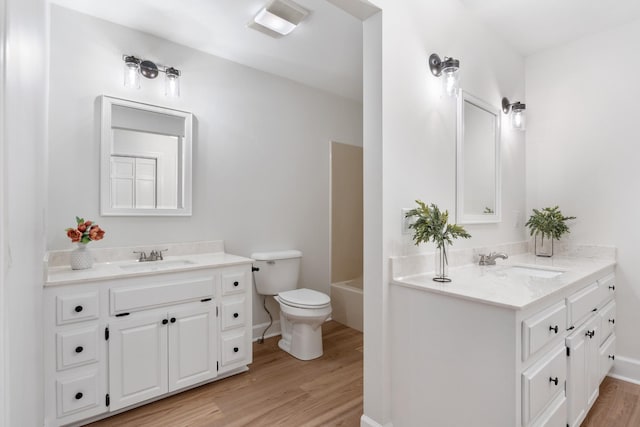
left=478, top=252, right=509, bottom=266
left=133, top=249, right=168, bottom=262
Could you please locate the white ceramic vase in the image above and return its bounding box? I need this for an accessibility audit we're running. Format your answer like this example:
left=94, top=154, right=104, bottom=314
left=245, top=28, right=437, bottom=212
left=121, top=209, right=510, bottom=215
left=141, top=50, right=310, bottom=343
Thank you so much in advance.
left=70, top=243, right=93, bottom=270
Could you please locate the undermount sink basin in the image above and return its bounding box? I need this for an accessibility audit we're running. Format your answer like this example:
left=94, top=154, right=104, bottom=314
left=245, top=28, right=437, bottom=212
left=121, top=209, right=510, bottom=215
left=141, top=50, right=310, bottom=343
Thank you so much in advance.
left=506, top=265, right=565, bottom=279
left=119, top=259, right=196, bottom=272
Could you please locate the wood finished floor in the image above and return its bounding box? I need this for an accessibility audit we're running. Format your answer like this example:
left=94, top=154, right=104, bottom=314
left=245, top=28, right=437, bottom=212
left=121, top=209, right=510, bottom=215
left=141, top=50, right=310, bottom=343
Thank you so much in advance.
left=582, top=376, right=640, bottom=427
left=84, top=320, right=640, bottom=427
left=86, top=321, right=363, bottom=427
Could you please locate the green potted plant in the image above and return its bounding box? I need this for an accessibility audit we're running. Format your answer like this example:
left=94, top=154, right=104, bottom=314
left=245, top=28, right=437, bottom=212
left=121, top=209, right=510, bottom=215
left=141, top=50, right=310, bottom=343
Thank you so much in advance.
left=525, top=206, right=576, bottom=257
left=406, top=200, right=471, bottom=282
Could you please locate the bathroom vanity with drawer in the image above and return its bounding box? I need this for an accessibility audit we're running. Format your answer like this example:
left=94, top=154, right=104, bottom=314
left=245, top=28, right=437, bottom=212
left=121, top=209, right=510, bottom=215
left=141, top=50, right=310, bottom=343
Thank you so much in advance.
left=43, top=251, right=253, bottom=427
left=390, top=253, right=616, bottom=427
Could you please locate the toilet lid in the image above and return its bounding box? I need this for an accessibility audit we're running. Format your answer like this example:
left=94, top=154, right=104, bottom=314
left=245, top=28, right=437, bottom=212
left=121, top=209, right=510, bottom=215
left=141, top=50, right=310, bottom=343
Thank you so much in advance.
left=278, top=288, right=331, bottom=309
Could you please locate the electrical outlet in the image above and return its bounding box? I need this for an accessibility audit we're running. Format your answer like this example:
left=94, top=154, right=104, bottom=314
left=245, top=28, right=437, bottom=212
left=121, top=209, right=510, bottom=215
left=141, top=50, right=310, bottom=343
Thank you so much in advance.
left=401, top=208, right=415, bottom=235
left=513, top=210, right=523, bottom=228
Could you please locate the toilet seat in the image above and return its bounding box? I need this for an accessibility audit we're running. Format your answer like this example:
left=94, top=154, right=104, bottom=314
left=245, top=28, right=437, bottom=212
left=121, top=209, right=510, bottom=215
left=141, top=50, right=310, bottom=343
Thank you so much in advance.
left=278, top=288, right=331, bottom=309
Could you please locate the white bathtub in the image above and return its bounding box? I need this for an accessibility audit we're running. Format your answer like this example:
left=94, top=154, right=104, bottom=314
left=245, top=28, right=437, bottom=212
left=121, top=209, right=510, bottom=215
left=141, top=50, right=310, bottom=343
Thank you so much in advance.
left=330, top=277, right=363, bottom=332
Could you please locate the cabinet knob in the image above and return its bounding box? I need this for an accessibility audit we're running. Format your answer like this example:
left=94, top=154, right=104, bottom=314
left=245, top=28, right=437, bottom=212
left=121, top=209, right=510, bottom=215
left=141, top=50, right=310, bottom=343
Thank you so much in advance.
left=233, top=281, right=239, bottom=287
left=549, top=377, right=559, bottom=386
left=233, top=347, right=239, bottom=353
left=162, top=319, right=169, bottom=325
left=609, top=355, right=615, bottom=360
left=549, top=325, right=558, bottom=334
left=585, top=330, right=595, bottom=339
left=170, top=317, right=176, bottom=323
left=75, top=346, right=83, bottom=353
left=74, top=305, right=83, bottom=313
left=75, top=392, right=83, bottom=400
left=233, top=313, right=239, bottom=318
left=609, top=285, right=615, bottom=290
left=609, top=318, right=615, bottom=324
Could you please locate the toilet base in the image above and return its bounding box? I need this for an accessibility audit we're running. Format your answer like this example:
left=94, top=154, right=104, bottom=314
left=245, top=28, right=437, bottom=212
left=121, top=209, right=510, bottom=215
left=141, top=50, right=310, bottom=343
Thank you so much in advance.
left=278, top=321, right=324, bottom=361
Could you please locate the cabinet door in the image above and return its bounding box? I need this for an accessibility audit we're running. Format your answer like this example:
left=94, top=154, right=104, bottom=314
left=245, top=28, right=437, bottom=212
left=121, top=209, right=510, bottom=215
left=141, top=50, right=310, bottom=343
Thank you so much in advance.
left=585, top=316, right=601, bottom=407
left=566, top=323, right=588, bottom=427
left=108, top=313, right=168, bottom=411
left=168, top=304, right=218, bottom=392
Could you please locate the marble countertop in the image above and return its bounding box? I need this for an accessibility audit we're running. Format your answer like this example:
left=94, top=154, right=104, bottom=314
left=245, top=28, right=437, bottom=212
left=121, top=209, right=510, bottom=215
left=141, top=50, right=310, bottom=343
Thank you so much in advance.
left=391, top=253, right=616, bottom=310
left=45, top=252, right=254, bottom=287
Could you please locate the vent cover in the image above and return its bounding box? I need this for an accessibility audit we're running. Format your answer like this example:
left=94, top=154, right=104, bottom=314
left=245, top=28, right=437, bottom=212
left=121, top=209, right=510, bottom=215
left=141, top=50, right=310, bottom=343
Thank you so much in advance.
left=249, top=0, right=310, bottom=38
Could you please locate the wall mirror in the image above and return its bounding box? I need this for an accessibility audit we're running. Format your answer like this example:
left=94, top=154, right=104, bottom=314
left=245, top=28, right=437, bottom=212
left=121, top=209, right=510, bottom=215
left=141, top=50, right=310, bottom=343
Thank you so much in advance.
left=456, top=91, right=501, bottom=224
left=100, top=96, right=192, bottom=216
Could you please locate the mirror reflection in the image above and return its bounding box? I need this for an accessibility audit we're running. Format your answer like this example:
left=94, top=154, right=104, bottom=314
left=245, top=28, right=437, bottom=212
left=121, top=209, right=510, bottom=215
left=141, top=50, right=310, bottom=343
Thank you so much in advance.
left=100, top=96, right=192, bottom=216
left=456, top=91, right=501, bottom=224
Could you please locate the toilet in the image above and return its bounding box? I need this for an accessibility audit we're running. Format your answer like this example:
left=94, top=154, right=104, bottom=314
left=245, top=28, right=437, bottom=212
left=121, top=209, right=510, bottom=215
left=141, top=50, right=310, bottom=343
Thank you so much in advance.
left=251, top=250, right=332, bottom=360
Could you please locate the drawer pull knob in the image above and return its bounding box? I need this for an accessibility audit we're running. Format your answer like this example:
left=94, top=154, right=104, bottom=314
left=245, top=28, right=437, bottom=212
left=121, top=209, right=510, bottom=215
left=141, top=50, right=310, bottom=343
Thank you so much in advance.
left=233, top=347, right=239, bottom=353
left=75, top=346, right=83, bottom=353
left=549, top=325, right=558, bottom=334
left=609, top=285, right=615, bottom=290
left=75, top=392, right=83, bottom=400
left=586, top=330, right=595, bottom=339
left=609, top=318, right=615, bottom=324
left=233, top=281, right=239, bottom=287
left=609, top=355, right=615, bottom=360
left=549, top=377, right=559, bottom=386
left=162, top=319, right=169, bottom=325
left=233, top=313, right=239, bottom=318
left=170, top=317, right=176, bottom=323
left=74, top=305, right=83, bottom=313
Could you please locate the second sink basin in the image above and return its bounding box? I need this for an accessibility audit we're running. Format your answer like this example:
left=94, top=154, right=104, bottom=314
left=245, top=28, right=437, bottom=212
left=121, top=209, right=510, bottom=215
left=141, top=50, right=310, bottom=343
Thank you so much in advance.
left=119, top=259, right=196, bottom=272
left=506, top=265, right=565, bottom=278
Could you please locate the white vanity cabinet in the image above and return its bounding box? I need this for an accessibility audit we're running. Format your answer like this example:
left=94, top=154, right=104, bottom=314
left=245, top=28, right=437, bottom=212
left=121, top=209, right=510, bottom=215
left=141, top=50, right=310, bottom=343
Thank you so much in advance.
left=390, top=262, right=616, bottom=427
left=44, top=260, right=253, bottom=427
left=566, top=273, right=616, bottom=427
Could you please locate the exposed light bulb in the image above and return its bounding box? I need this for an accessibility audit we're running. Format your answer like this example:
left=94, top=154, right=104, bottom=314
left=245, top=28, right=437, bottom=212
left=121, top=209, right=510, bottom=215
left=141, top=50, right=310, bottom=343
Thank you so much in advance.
left=443, top=68, right=459, bottom=97
left=124, top=62, right=140, bottom=89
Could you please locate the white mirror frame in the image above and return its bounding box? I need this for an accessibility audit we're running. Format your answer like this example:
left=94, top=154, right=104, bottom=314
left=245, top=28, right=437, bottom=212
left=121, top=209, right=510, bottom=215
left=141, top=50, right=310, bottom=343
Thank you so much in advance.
left=456, top=90, right=501, bottom=224
left=100, top=95, right=193, bottom=216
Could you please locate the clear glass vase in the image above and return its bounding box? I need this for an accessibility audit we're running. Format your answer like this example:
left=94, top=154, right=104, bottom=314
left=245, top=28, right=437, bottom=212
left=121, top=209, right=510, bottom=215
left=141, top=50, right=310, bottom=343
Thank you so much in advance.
left=70, top=243, right=94, bottom=270
left=535, top=235, right=553, bottom=257
left=433, top=243, right=451, bottom=283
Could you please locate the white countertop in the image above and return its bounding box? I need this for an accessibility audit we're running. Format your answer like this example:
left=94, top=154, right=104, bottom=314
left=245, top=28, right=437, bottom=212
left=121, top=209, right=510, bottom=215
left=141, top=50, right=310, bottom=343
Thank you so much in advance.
left=45, top=252, right=254, bottom=287
left=391, top=253, right=615, bottom=310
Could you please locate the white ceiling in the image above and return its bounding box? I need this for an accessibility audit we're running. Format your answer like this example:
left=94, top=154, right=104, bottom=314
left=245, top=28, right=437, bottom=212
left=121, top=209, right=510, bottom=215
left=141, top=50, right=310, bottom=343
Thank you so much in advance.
left=49, top=1, right=640, bottom=102
left=49, top=0, right=364, bottom=102
left=459, top=0, right=640, bottom=56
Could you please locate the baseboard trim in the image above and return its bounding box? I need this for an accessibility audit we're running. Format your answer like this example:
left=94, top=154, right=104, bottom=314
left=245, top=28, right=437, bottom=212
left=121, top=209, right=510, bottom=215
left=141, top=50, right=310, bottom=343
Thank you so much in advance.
left=361, top=414, right=393, bottom=427
left=252, top=320, right=281, bottom=342
left=609, top=355, right=640, bottom=385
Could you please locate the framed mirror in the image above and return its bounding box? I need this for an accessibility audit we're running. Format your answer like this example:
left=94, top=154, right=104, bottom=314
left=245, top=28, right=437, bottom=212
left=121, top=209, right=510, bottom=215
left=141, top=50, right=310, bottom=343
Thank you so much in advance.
left=100, top=96, right=192, bottom=216
left=456, top=91, right=501, bottom=224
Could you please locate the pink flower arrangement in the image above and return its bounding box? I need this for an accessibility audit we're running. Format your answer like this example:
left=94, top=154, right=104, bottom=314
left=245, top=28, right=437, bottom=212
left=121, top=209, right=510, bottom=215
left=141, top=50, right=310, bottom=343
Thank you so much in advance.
left=65, top=216, right=105, bottom=244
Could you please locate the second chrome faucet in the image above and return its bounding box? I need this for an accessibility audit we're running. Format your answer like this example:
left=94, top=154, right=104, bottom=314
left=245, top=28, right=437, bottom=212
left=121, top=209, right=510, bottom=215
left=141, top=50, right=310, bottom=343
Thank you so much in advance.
left=478, top=252, right=508, bottom=266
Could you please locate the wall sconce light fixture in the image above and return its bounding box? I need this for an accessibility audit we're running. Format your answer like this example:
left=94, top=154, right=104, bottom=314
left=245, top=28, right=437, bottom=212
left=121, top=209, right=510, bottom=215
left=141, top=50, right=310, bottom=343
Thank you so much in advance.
left=429, top=53, right=460, bottom=97
left=502, top=97, right=526, bottom=130
left=123, top=55, right=181, bottom=97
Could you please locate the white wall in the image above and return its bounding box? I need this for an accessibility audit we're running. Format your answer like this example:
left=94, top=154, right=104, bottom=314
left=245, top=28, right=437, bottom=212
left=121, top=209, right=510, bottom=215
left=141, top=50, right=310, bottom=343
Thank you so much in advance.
left=1, top=0, right=48, bottom=425
left=362, top=1, right=526, bottom=425
left=48, top=6, right=362, bottom=326
left=526, top=18, right=640, bottom=380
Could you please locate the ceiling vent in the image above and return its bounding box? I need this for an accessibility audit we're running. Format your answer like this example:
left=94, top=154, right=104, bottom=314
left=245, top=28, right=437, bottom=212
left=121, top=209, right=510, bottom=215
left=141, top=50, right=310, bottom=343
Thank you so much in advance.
left=249, top=0, right=310, bottom=38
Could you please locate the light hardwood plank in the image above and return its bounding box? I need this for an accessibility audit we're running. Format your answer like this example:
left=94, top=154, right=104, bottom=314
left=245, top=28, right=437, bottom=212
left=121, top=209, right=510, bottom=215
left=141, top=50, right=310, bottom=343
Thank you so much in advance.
left=582, top=376, right=640, bottom=427
left=86, top=321, right=362, bottom=427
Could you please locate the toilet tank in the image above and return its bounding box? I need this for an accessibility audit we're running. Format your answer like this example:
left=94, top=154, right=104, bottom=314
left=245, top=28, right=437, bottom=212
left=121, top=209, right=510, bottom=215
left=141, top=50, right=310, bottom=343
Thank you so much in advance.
left=251, top=250, right=302, bottom=295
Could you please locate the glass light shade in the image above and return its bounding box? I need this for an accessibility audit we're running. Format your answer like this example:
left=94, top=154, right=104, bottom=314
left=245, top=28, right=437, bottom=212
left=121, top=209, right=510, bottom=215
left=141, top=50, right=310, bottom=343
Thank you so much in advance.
left=165, top=73, right=180, bottom=97
left=254, top=8, right=297, bottom=35
left=511, top=109, right=526, bottom=130
left=124, top=62, right=140, bottom=89
left=442, top=67, right=459, bottom=97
